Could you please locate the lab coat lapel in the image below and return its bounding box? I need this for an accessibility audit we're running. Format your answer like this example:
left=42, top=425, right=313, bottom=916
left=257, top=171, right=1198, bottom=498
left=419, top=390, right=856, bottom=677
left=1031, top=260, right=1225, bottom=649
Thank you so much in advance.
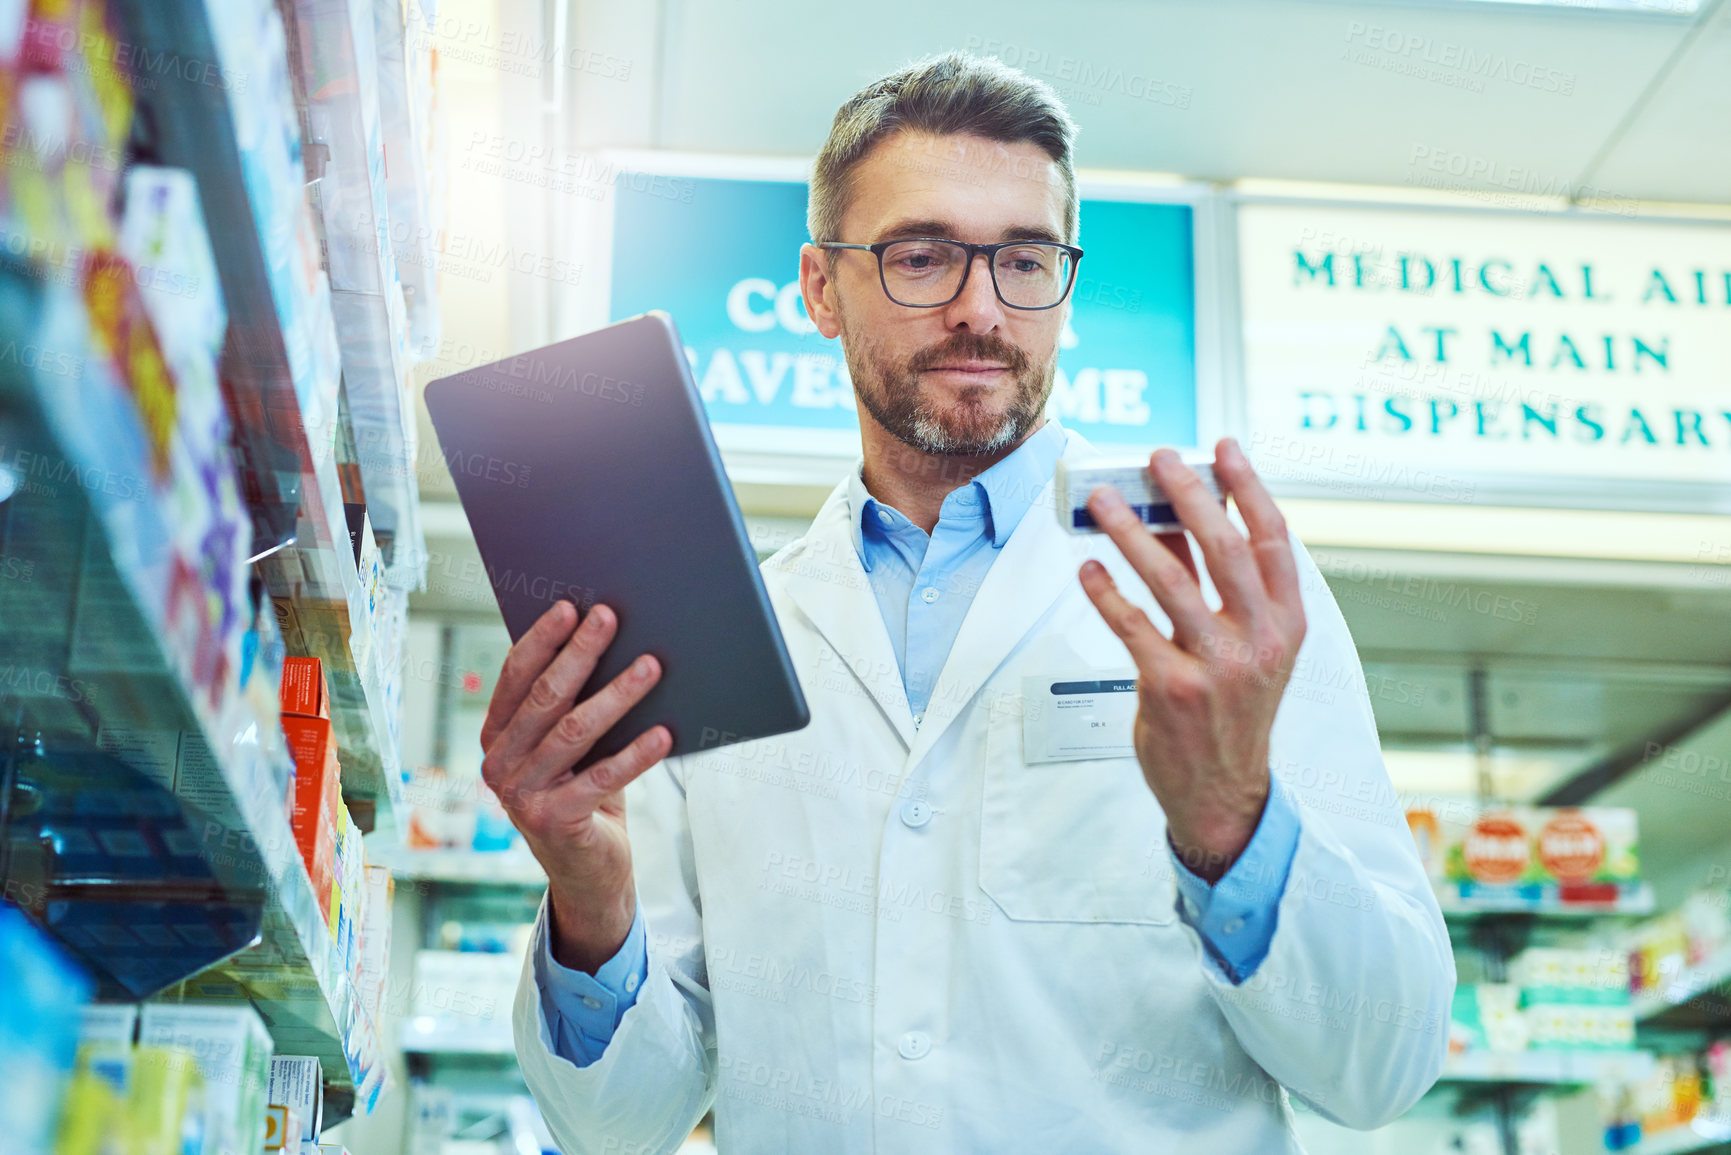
left=778, top=483, right=918, bottom=750
left=906, top=468, right=1091, bottom=770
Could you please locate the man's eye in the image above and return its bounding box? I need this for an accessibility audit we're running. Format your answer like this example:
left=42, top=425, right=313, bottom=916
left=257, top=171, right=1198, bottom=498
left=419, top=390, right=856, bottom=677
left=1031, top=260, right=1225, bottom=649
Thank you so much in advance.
left=999, top=249, right=1049, bottom=274
left=890, top=247, right=953, bottom=273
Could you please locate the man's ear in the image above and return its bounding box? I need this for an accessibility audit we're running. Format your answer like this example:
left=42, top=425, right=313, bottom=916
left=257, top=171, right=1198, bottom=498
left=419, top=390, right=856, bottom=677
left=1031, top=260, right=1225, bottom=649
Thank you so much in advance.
left=798, top=243, right=843, bottom=340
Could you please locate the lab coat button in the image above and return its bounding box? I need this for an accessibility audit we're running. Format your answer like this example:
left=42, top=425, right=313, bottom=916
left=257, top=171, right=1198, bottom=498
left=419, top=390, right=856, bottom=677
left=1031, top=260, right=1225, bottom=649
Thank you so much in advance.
left=900, top=799, right=932, bottom=828
left=898, top=1031, right=931, bottom=1060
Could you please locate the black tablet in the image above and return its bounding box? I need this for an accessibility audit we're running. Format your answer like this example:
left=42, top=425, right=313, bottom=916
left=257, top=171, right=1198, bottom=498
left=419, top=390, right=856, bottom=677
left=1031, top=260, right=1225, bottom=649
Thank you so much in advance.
left=424, top=312, right=810, bottom=767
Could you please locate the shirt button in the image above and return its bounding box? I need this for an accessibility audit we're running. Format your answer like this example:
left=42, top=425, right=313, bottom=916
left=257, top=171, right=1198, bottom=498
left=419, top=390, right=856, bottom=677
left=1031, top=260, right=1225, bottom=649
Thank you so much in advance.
left=898, top=1031, right=931, bottom=1060
left=875, top=509, right=893, bottom=526
left=920, top=586, right=940, bottom=603
left=1222, top=917, right=1244, bottom=936
left=900, top=799, right=932, bottom=828
left=581, top=996, right=603, bottom=1011
left=912, top=711, right=924, bottom=727
left=625, top=973, right=640, bottom=993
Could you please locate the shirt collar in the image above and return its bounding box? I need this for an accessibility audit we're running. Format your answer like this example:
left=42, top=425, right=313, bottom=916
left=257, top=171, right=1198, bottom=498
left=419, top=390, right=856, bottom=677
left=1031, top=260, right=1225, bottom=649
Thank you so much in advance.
left=846, top=419, right=1068, bottom=567
left=976, top=419, right=1067, bottom=548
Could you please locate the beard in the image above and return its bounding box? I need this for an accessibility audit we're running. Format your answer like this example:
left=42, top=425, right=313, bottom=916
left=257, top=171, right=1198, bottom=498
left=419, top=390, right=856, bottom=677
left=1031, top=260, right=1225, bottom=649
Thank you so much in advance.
left=839, top=315, right=1053, bottom=457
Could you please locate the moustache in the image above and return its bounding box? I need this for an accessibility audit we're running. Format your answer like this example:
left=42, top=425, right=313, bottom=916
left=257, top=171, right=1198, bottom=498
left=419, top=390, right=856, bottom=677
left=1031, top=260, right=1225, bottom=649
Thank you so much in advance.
left=906, top=333, right=1031, bottom=376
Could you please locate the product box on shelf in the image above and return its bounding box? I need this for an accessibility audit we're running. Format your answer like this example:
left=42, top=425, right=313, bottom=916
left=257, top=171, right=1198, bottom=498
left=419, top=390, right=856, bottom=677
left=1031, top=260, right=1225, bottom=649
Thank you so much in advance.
left=76, top=1004, right=140, bottom=1092
left=283, top=713, right=341, bottom=918
left=267, top=1055, right=324, bottom=1146
left=328, top=801, right=356, bottom=962
left=0, top=902, right=94, bottom=1154
left=1407, top=804, right=1642, bottom=906
left=411, top=950, right=518, bottom=1028
left=357, top=864, right=394, bottom=1024
left=51, top=1063, right=125, bottom=1155
left=116, top=165, right=227, bottom=436
left=138, top=1003, right=273, bottom=1155
left=5, top=0, right=134, bottom=253
left=264, top=1102, right=303, bottom=1151
left=1510, top=947, right=1632, bottom=1006
left=1449, top=984, right=1528, bottom=1055
left=281, top=656, right=332, bottom=720
left=1628, top=887, right=1731, bottom=997
left=128, top=1046, right=208, bottom=1155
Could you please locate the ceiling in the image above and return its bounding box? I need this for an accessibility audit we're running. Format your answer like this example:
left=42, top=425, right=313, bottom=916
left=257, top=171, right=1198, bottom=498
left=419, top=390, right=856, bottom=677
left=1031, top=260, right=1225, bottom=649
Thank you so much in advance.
left=584, top=0, right=1731, bottom=205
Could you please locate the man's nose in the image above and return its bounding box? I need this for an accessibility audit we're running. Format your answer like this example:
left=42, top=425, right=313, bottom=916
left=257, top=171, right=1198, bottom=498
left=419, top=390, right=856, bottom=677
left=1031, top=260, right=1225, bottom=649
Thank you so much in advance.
left=942, top=252, right=1007, bottom=331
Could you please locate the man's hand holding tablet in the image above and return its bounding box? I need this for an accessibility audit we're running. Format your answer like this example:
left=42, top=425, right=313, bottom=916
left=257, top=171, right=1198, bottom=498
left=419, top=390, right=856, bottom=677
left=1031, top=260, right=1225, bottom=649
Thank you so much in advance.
left=480, top=599, right=669, bottom=973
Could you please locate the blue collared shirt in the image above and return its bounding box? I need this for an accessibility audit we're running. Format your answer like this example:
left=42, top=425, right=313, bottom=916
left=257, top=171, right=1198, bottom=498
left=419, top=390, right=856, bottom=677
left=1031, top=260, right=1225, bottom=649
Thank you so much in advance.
left=537, top=421, right=1301, bottom=1062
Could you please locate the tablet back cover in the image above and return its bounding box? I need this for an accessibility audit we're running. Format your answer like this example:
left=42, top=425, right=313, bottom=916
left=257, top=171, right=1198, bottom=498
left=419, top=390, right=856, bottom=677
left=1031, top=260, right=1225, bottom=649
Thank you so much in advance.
left=424, top=313, right=809, bottom=766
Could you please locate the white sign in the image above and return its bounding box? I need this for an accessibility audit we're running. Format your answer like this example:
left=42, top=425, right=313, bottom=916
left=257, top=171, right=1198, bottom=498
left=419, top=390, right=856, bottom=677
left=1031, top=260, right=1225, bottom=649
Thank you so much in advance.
left=1237, top=203, right=1731, bottom=504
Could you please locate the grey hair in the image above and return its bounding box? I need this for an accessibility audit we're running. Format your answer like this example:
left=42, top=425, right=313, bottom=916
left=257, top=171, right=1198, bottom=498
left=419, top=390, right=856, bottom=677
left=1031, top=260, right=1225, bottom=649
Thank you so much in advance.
left=807, top=51, right=1080, bottom=247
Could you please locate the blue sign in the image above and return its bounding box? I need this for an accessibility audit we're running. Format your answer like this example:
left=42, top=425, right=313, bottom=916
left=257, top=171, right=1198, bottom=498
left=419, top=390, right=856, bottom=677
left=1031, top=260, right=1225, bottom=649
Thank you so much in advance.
left=609, top=174, right=1197, bottom=447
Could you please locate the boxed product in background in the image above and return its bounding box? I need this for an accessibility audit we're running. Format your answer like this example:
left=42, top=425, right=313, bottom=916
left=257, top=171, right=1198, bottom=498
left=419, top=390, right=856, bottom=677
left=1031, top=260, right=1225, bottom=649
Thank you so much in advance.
left=411, top=950, right=519, bottom=1027
left=281, top=658, right=342, bottom=919
left=1628, top=888, right=1731, bottom=996
left=127, top=1046, right=208, bottom=1155
left=358, top=865, right=394, bottom=1024
left=281, top=656, right=331, bottom=720
left=1449, top=950, right=1638, bottom=1057
left=264, top=1102, right=303, bottom=1151
left=267, top=1055, right=323, bottom=1147
left=0, top=903, right=94, bottom=1155
left=1406, top=804, right=1642, bottom=903
left=75, top=1004, right=140, bottom=1092
left=283, top=712, right=340, bottom=918
left=138, top=1003, right=273, bottom=1155
left=1450, top=984, right=1528, bottom=1055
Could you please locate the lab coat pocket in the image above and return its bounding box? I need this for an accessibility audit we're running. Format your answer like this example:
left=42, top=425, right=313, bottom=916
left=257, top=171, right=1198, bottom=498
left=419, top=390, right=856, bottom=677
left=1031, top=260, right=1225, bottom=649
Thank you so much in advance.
left=979, top=710, right=1176, bottom=925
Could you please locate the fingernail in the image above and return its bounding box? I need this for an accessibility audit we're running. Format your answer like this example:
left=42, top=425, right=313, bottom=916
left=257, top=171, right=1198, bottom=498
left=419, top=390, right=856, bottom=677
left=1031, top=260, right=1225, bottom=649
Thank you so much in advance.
left=1092, top=485, right=1127, bottom=511
left=633, top=655, right=654, bottom=677
left=589, top=604, right=611, bottom=628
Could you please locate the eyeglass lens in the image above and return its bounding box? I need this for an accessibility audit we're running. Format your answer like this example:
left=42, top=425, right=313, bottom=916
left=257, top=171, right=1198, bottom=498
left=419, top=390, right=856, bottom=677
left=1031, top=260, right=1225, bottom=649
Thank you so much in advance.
left=880, top=241, right=1073, bottom=308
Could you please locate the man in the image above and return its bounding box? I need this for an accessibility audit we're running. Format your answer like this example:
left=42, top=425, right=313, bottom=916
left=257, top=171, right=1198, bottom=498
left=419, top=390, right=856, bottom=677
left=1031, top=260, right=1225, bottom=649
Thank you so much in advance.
left=485, top=51, right=1453, bottom=1154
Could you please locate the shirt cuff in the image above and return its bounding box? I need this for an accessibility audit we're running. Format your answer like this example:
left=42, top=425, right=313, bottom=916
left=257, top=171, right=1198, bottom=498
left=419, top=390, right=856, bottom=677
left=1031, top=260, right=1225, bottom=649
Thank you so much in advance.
left=1170, top=776, right=1301, bottom=985
left=535, top=902, right=649, bottom=1067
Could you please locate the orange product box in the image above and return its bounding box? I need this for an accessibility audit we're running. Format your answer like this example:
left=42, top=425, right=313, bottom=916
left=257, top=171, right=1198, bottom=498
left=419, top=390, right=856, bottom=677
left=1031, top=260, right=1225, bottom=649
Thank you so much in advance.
left=282, top=715, right=341, bottom=864
left=280, top=656, right=330, bottom=719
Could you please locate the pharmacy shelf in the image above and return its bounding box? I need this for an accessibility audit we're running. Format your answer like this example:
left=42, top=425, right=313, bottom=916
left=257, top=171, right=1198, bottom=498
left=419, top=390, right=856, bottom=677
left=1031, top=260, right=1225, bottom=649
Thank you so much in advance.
left=400, top=1016, right=516, bottom=1055
left=1626, top=1113, right=1731, bottom=1155
left=1440, top=1049, right=1655, bottom=1085
left=114, top=0, right=407, bottom=828
left=1437, top=885, right=1657, bottom=919
left=183, top=838, right=388, bottom=1126
left=0, top=268, right=385, bottom=1125
left=278, top=0, right=428, bottom=584
left=370, top=847, right=548, bottom=887
left=1632, top=943, right=1731, bottom=1025
left=374, top=0, right=442, bottom=361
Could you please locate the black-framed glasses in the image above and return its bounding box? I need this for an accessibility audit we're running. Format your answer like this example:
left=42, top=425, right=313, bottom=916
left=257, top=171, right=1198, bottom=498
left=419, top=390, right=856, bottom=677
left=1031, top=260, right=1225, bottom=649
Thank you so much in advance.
left=817, top=237, right=1084, bottom=310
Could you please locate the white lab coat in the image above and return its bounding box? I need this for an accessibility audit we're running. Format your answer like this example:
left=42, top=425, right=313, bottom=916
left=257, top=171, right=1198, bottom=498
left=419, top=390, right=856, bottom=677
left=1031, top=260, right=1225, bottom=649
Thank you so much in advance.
left=514, top=427, right=1455, bottom=1154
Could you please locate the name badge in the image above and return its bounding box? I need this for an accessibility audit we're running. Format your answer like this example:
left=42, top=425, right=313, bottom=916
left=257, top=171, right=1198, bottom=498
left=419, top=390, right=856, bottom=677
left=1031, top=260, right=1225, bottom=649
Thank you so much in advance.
left=1020, top=671, right=1138, bottom=763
